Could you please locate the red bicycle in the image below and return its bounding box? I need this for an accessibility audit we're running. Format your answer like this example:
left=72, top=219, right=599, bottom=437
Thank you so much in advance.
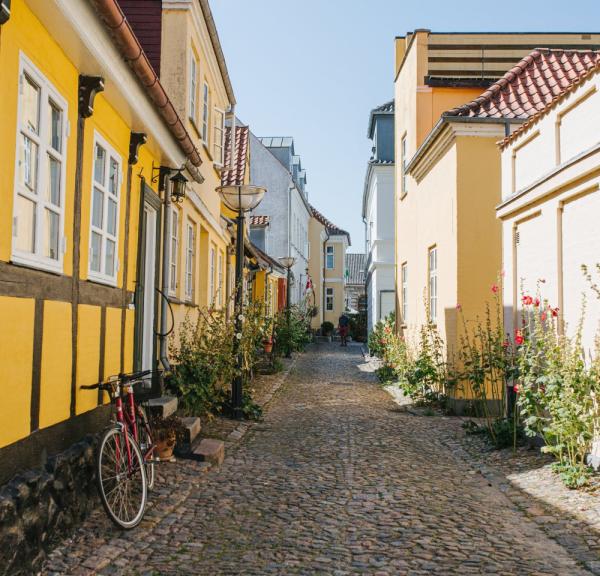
left=81, top=369, right=156, bottom=529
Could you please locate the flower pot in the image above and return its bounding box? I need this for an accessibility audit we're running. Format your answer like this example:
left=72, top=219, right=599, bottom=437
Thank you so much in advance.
left=263, top=340, right=273, bottom=354
left=155, top=435, right=176, bottom=460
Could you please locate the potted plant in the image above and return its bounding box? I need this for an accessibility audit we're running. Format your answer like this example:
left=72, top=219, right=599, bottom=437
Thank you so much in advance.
left=321, top=321, right=334, bottom=342
left=149, top=414, right=185, bottom=460
left=262, top=317, right=274, bottom=353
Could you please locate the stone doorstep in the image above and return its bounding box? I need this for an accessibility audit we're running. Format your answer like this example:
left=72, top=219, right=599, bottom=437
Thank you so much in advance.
left=146, top=396, right=178, bottom=418
left=192, top=438, right=225, bottom=466
left=180, top=416, right=201, bottom=445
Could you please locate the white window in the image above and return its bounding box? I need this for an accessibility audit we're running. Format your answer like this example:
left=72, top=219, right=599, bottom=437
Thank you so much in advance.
left=214, top=108, right=224, bottom=165
left=428, top=247, right=437, bottom=323
left=209, top=245, right=216, bottom=302
left=189, top=54, right=197, bottom=122
left=12, top=55, right=68, bottom=273
left=401, top=262, right=408, bottom=322
left=89, top=133, right=121, bottom=285
left=201, top=82, right=209, bottom=143
left=326, top=245, right=335, bottom=269
left=169, top=208, right=179, bottom=295
left=185, top=221, right=195, bottom=300
left=218, top=252, right=223, bottom=307
left=326, top=287, right=334, bottom=311
left=401, top=135, right=407, bottom=196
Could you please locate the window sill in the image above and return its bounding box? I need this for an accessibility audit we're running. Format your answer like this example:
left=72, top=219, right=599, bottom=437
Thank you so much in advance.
left=87, top=273, right=118, bottom=288
left=400, top=191, right=407, bottom=200
left=11, top=254, right=63, bottom=276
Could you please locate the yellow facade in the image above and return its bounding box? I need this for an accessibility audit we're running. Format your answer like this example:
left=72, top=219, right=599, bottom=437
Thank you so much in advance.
left=0, top=0, right=195, bottom=452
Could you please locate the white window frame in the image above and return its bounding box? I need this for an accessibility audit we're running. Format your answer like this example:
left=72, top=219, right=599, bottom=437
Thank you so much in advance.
left=218, top=251, right=224, bottom=307
left=185, top=220, right=196, bottom=301
left=401, top=262, right=408, bottom=323
left=213, top=107, right=225, bottom=165
left=428, top=247, right=437, bottom=323
left=326, top=245, right=335, bottom=269
left=209, top=245, right=216, bottom=303
left=401, top=135, right=407, bottom=196
left=12, top=53, right=68, bottom=274
left=326, top=287, right=334, bottom=311
left=201, top=82, right=210, bottom=144
left=169, top=207, right=179, bottom=295
left=189, top=53, right=198, bottom=123
left=88, top=132, right=122, bottom=286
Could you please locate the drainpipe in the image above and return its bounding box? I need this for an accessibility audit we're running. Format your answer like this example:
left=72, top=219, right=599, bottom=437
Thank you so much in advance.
left=159, top=170, right=172, bottom=372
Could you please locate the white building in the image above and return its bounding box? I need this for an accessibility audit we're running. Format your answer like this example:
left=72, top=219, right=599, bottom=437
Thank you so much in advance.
left=498, top=49, right=600, bottom=354
left=362, top=100, right=395, bottom=332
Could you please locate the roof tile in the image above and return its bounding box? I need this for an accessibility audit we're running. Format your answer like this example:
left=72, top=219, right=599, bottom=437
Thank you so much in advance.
left=221, top=125, right=250, bottom=186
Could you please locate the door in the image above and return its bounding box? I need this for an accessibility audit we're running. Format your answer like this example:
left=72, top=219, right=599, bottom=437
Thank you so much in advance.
left=141, top=205, right=157, bottom=371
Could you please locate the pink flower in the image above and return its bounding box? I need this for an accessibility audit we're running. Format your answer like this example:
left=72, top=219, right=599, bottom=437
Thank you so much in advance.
left=534, top=298, right=540, bottom=308
left=515, top=329, right=524, bottom=346
left=491, top=284, right=499, bottom=294
left=541, top=312, right=547, bottom=322
left=522, top=295, right=533, bottom=306
left=513, top=383, right=519, bottom=394
left=456, top=304, right=462, bottom=311
left=502, top=340, right=510, bottom=348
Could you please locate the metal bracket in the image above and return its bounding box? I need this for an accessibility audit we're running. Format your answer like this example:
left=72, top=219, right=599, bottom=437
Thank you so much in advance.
left=129, top=132, right=147, bottom=165
left=78, top=75, right=105, bottom=119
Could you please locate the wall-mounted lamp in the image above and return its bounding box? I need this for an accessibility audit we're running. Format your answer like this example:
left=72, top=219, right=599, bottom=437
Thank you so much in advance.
left=169, top=170, right=188, bottom=203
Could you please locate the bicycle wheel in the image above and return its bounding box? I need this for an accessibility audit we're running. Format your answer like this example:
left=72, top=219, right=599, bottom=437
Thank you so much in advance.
left=137, top=411, right=155, bottom=490
left=96, top=427, right=147, bottom=529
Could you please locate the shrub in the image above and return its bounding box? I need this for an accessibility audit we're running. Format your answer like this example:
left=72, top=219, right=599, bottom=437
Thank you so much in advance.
left=275, top=305, right=311, bottom=355
left=321, top=321, right=334, bottom=336
left=368, top=313, right=395, bottom=358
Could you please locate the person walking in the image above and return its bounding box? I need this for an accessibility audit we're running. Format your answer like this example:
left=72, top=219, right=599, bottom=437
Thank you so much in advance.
left=338, top=313, right=350, bottom=347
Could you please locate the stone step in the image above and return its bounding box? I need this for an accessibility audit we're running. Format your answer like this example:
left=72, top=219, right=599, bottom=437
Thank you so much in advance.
left=146, top=396, right=178, bottom=418
left=192, top=438, right=225, bottom=466
left=180, top=416, right=201, bottom=445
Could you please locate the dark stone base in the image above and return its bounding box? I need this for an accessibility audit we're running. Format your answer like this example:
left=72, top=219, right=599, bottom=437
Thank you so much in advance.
left=0, top=436, right=99, bottom=575
left=445, top=397, right=505, bottom=417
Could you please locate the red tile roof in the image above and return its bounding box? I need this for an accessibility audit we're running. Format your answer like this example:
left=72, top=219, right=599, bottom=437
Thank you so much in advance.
left=250, top=215, right=270, bottom=226
left=310, top=204, right=351, bottom=244
left=221, top=125, right=249, bottom=186
left=445, top=48, right=600, bottom=120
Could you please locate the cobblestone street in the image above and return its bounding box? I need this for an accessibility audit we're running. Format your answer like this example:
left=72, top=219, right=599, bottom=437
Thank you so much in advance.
left=45, top=343, right=595, bottom=575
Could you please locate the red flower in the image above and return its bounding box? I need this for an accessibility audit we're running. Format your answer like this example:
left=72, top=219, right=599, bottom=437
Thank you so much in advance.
left=384, top=326, right=391, bottom=334
left=551, top=307, right=559, bottom=318
left=514, top=329, right=524, bottom=346
left=522, top=295, right=533, bottom=306
left=513, top=383, right=519, bottom=394
left=491, top=284, right=499, bottom=294
left=541, top=312, right=547, bottom=322
left=534, top=298, right=540, bottom=307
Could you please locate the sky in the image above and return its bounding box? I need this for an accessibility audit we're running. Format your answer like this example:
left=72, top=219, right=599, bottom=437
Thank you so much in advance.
left=211, top=1, right=600, bottom=253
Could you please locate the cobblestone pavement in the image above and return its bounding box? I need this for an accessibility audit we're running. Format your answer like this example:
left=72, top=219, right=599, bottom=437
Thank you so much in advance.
left=45, top=343, right=595, bottom=575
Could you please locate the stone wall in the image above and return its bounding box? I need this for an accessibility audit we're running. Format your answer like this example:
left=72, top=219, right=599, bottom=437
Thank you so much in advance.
left=0, top=435, right=98, bottom=575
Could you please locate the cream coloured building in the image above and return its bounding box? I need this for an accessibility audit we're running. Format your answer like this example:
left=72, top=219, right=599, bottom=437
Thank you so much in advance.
left=498, top=49, right=600, bottom=355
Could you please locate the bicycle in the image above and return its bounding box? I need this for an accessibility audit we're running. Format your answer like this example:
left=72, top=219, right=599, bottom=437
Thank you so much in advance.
left=81, top=369, right=157, bottom=529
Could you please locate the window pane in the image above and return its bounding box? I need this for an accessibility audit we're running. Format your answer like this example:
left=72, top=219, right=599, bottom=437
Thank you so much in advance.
left=48, top=101, right=62, bottom=152
left=44, top=209, right=59, bottom=260
left=92, top=187, right=104, bottom=229
left=47, top=155, right=61, bottom=206
left=109, top=158, right=119, bottom=196
left=105, top=239, right=115, bottom=276
left=94, top=145, right=105, bottom=185
left=90, top=232, right=102, bottom=272
left=15, top=194, right=36, bottom=253
left=22, top=75, right=40, bottom=134
left=107, top=198, right=117, bottom=236
left=20, top=135, right=38, bottom=192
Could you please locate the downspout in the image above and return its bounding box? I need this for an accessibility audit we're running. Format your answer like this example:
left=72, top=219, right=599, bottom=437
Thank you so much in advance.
left=159, top=171, right=172, bottom=371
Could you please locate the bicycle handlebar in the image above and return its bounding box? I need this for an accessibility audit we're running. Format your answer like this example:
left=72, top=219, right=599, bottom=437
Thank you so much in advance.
left=80, top=369, right=154, bottom=392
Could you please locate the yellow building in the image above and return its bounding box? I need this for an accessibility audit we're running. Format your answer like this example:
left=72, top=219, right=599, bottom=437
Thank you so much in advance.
left=394, top=31, right=600, bottom=408
left=308, top=205, right=350, bottom=330
left=0, top=0, right=201, bottom=481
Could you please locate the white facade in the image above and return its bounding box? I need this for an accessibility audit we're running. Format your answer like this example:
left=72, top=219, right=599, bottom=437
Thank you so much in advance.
left=499, top=70, right=600, bottom=355
left=363, top=162, right=395, bottom=331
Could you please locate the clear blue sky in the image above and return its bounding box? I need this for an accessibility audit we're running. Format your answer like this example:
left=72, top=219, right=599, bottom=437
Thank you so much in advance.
left=211, top=1, right=600, bottom=253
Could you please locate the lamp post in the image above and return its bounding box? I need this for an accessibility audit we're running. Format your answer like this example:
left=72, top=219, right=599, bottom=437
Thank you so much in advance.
left=216, top=184, right=266, bottom=419
left=278, top=256, right=296, bottom=358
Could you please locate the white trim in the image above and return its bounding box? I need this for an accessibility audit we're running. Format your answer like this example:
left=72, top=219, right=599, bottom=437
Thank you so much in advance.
left=12, top=52, right=68, bottom=275
left=189, top=50, right=198, bottom=124
left=185, top=219, right=196, bottom=301
left=201, top=81, right=210, bottom=144
left=169, top=206, right=179, bottom=296
left=209, top=244, right=216, bottom=303
left=325, top=286, right=334, bottom=311
left=87, top=131, right=122, bottom=286
left=325, top=244, right=335, bottom=269
left=213, top=107, right=225, bottom=166
left=324, top=277, right=344, bottom=283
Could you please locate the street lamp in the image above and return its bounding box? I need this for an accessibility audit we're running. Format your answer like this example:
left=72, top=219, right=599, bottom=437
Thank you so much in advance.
left=216, top=184, right=266, bottom=419
left=278, top=256, right=296, bottom=358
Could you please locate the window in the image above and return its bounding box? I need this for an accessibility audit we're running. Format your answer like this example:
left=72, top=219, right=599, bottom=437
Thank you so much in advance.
left=209, top=245, right=215, bottom=303
left=326, top=287, right=334, bottom=311
left=401, top=135, right=407, bottom=196
left=326, top=245, right=335, bottom=269
left=201, top=82, right=209, bottom=143
left=169, top=208, right=179, bottom=295
left=214, top=108, right=224, bottom=165
left=401, top=262, right=408, bottom=322
left=218, top=252, right=224, bottom=307
left=13, top=55, right=68, bottom=273
left=250, top=226, right=266, bottom=252
left=428, top=247, right=437, bottom=323
left=185, top=221, right=196, bottom=300
left=189, top=54, right=198, bottom=122
left=89, top=134, right=121, bottom=284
